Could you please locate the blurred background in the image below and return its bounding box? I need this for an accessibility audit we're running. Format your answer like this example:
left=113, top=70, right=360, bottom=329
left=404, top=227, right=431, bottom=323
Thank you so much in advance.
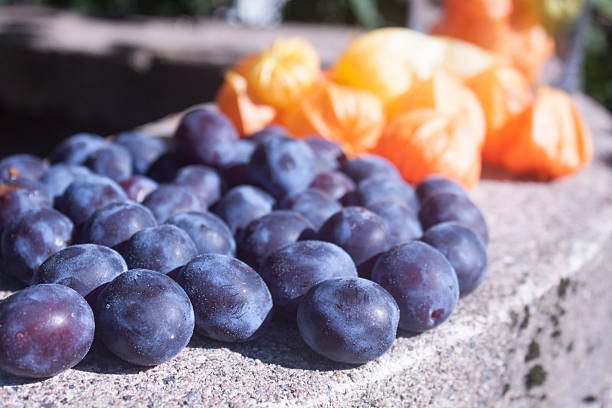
left=0, top=0, right=610, bottom=156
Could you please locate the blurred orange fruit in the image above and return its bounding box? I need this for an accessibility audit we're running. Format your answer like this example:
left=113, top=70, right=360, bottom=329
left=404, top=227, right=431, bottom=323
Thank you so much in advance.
left=500, top=87, right=592, bottom=178
left=216, top=71, right=276, bottom=136
left=513, top=0, right=584, bottom=33
left=503, top=24, right=555, bottom=83
left=334, top=28, right=494, bottom=107
left=375, top=109, right=482, bottom=189
left=232, top=54, right=260, bottom=77
left=248, top=38, right=320, bottom=110
left=466, top=65, right=533, bottom=164
left=432, top=0, right=555, bottom=83
left=432, top=0, right=512, bottom=52
left=281, top=81, right=385, bottom=156
left=388, top=70, right=486, bottom=148
left=445, top=0, right=512, bottom=20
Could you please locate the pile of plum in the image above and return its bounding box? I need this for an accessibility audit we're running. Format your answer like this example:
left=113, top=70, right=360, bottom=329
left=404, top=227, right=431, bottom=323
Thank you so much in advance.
left=0, top=108, right=488, bottom=378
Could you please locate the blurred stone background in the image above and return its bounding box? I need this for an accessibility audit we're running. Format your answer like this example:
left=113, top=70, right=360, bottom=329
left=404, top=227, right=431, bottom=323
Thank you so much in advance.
left=0, top=0, right=609, bottom=155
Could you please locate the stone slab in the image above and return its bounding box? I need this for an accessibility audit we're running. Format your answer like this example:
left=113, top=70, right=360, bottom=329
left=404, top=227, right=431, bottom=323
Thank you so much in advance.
left=0, top=5, right=362, bottom=139
left=1, top=94, right=612, bottom=407
left=0, top=4, right=562, bottom=157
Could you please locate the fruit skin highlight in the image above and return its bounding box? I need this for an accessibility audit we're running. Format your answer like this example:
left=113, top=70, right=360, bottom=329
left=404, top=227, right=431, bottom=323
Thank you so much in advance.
left=334, top=27, right=494, bottom=107
left=248, top=38, right=321, bottom=110
left=466, top=65, right=533, bottom=165
left=371, top=241, right=459, bottom=333
left=281, top=80, right=385, bottom=156
left=297, top=277, right=400, bottom=364
left=96, top=269, right=195, bottom=366
left=176, top=254, right=272, bottom=343
left=499, top=87, right=593, bottom=179
left=388, top=70, right=486, bottom=148
left=216, top=70, right=277, bottom=136
left=375, top=109, right=482, bottom=190
left=259, top=240, right=358, bottom=320
left=0, top=284, right=95, bottom=378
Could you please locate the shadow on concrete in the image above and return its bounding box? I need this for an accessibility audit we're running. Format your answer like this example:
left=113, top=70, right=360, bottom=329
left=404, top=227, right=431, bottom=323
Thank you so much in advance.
left=187, top=318, right=356, bottom=372
left=480, top=164, right=540, bottom=183
left=396, top=330, right=420, bottom=339
left=602, top=153, right=612, bottom=169
left=70, top=318, right=354, bottom=376
left=74, top=339, right=152, bottom=376
left=0, top=372, right=47, bottom=387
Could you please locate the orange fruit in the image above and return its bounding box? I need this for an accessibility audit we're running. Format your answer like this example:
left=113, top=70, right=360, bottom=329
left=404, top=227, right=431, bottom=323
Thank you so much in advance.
left=432, top=0, right=555, bottom=83
left=432, top=0, right=512, bottom=52
left=216, top=70, right=276, bottom=136
left=445, top=0, right=512, bottom=20
left=500, top=87, right=592, bottom=178
left=513, top=0, right=584, bottom=33
left=232, top=54, right=260, bottom=77
left=375, top=109, right=482, bottom=189
left=466, top=65, right=533, bottom=164
left=503, top=24, right=555, bottom=83
left=248, top=38, right=320, bottom=110
left=281, top=81, right=385, bottom=156
left=388, top=70, right=486, bottom=148
left=334, top=28, right=494, bottom=107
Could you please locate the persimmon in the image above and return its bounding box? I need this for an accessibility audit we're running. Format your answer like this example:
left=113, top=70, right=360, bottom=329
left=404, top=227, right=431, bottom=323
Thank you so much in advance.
left=388, top=70, right=486, bottom=148
left=281, top=81, right=385, bottom=156
left=500, top=87, right=592, bottom=178
left=375, top=109, right=482, bottom=189
left=466, top=65, right=533, bottom=164
left=334, top=28, right=494, bottom=107
left=247, top=38, right=320, bottom=110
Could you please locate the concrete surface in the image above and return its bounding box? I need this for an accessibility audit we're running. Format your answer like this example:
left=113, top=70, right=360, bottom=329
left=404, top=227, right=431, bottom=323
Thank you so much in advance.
left=0, top=94, right=611, bottom=407
left=0, top=5, right=362, bottom=137
left=0, top=4, right=562, bottom=158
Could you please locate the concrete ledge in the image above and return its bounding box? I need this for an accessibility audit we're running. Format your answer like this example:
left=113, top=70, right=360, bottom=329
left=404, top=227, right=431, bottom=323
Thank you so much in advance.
left=0, top=5, right=361, bottom=135
left=1, top=95, right=611, bottom=407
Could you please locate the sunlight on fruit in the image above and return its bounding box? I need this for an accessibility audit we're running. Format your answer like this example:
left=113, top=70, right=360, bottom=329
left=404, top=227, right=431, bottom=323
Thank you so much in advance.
left=334, top=28, right=494, bottom=107
left=504, top=24, right=555, bottom=83
left=216, top=70, right=276, bottom=136
left=501, top=87, right=593, bottom=178
left=248, top=38, right=321, bottom=110
left=375, top=109, right=481, bottom=189
left=433, top=0, right=555, bottom=83
left=281, top=80, right=385, bottom=156
left=388, top=70, right=486, bottom=148
left=446, top=0, right=513, bottom=20
left=466, top=65, right=533, bottom=164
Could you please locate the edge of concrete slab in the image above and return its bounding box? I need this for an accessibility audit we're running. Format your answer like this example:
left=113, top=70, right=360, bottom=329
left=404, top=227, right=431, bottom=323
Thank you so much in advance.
left=0, top=96, right=611, bottom=408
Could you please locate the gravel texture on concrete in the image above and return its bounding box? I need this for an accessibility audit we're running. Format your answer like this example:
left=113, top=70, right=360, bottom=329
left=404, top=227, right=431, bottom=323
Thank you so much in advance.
left=1, top=95, right=611, bottom=407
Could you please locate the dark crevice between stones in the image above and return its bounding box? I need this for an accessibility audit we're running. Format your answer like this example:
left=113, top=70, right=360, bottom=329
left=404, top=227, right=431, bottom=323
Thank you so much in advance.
left=525, top=341, right=540, bottom=362
left=519, top=306, right=530, bottom=330
left=526, top=365, right=547, bottom=389
left=551, top=314, right=560, bottom=327
left=558, top=278, right=571, bottom=299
